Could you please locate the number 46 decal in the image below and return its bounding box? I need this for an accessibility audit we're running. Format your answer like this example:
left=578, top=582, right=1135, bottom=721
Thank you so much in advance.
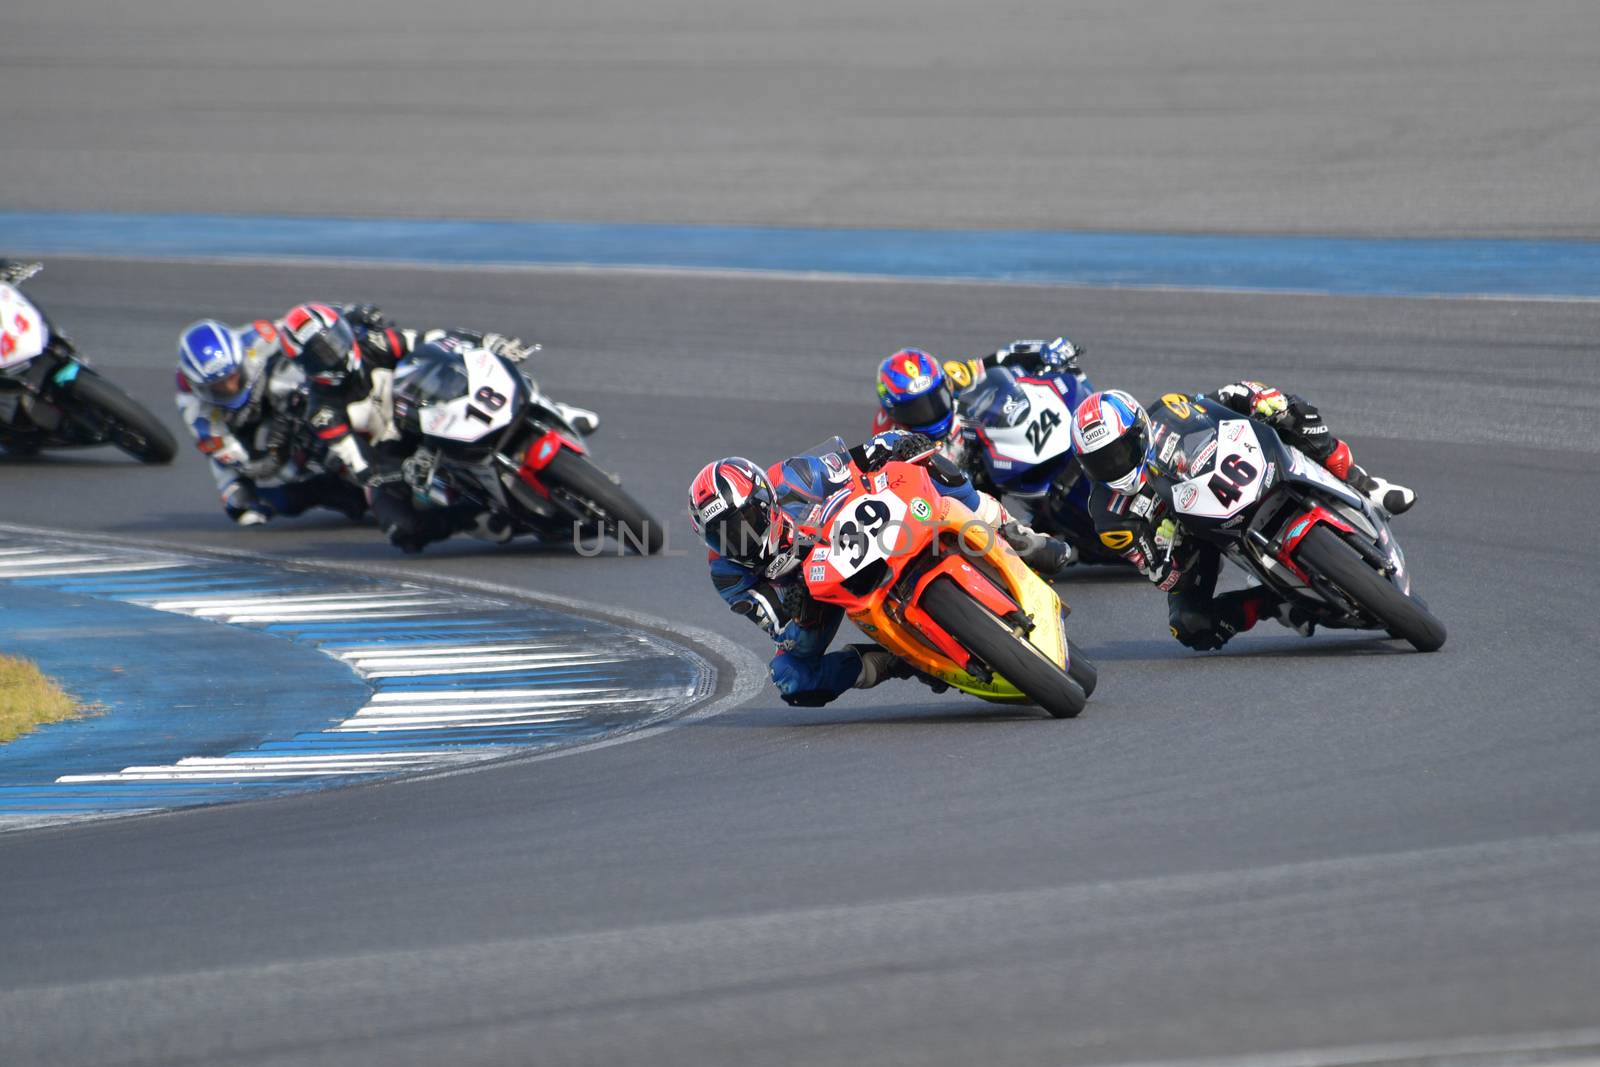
left=1207, top=454, right=1257, bottom=505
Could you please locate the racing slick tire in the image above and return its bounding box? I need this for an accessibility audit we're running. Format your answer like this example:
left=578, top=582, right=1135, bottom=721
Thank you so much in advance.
left=68, top=372, right=177, bottom=464
left=922, top=575, right=1087, bottom=719
left=543, top=447, right=665, bottom=555
left=1296, top=525, right=1447, bottom=653
left=1066, top=638, right=1098, bottom=699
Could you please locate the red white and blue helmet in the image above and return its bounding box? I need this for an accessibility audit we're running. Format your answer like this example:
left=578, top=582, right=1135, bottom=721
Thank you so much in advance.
left=688, top=457, right=791, bottom=568
left=280, top=302, right=359, bottom=386
left=178, top=319, right=257, bottom=410
left=1071, top=389, right=1153, bottom=493
left=876, top=348, right=955, bottom=439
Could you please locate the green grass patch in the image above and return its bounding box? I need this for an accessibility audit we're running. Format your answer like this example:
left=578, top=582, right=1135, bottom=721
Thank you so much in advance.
left=0, top=653, right=80, bottom=743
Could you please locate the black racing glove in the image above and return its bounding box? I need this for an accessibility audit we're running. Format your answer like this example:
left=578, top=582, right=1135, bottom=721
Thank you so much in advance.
left=854, top=431, right=938, bottom=472
left=345, top=304, right=391, bottom=330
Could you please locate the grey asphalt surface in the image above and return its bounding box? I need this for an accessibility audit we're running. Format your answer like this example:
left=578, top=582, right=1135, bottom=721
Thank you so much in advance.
left=4, top=0, right=1600, bottom=235
left=0, top=258, right=1596, bottom=1065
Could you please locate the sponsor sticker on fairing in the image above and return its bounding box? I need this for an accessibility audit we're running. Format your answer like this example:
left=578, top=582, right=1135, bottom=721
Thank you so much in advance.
left=1176, top=483, right=1200, bottom=510
left=910, top=497, right=932, bottom=520
left=811, top=546, right=827, bottom=561
left=809, top=566, right=827, bottom=582
left=873, top=472, right=888, bottom=493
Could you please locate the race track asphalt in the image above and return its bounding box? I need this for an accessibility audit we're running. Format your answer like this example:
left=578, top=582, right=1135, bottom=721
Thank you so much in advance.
left=0, top=257, right=1596, bottom=1066
left=4, top=0, right=1599, bottom=235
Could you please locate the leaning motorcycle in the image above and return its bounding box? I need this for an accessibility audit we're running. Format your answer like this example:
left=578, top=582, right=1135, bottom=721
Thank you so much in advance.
left=1150, top=396, right=1445, bottom=651
left=0, top=265, right=176, bottom=463
left=957, top=364, right=1127, bottom=565
left=800, top=437, right=1096, bottom=718
left=389, top=339, right=663, bottom=553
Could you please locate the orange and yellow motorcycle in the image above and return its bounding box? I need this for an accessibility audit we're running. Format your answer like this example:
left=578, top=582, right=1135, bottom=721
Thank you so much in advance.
left=800, top=448, right=1095, bottom=718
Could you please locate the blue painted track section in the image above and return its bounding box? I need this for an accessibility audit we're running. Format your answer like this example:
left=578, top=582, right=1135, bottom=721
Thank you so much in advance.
left=0, top=534, right=709, bottom=826
left=5, top=211, right=1599, bottom=298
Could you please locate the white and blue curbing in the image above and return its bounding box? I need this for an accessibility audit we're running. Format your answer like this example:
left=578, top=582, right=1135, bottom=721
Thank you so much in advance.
left=0, top=530, right=712, bottom=829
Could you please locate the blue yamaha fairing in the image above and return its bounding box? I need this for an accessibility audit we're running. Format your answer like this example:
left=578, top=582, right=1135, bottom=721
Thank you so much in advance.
left=958, top=365, right=1126, bottom=564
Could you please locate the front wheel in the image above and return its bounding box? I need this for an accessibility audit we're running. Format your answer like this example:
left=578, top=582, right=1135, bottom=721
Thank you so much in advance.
left=1066, top=638, right=1098, bottom=698
left=541, top=447, right=664, bottom=554
left=1296, top=525, right=1446, bottom=652
left=921, top=576, right=1087, bottom=718
left=67, top=372, right=177, bottom=464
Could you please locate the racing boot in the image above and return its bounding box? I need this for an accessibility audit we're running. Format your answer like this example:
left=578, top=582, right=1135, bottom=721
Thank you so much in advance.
left=852, top=644, right=914, bottom=689
left=553, top=401, right=600, bottom=436
left=999, top=520, right=1076, bottom=578
left=1273, top=599, right=1317, bottom=638
left=1325, top=440, right=1415, bottom=515
left=1345, top=463, right=1416, bottom=515
left=469, top=510, right=514, bottom=544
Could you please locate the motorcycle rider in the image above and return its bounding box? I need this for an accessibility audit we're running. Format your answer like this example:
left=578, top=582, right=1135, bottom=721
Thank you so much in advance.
left=688, top=429, right=1074, bottom=707
left=871, top=338, right=1087, bottom=456
left=873, top=338, right=1089, bottom=559
left=175, top=317, right=368, bottom=525
left=255, top=302, right=598, bottom=552
left=1069, top=382, right=1417, bottom=651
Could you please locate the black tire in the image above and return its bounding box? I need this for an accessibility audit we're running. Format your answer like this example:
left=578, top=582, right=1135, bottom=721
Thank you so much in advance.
left=542, top=447, right=664, bottom=554
left=1066, top=638, right=1098, bottom=698
left=921, top=575, right=1087, bottom=718
left=68, top=372, right=177, bottom=464
left=1296, top=525, right=1446, bottom=652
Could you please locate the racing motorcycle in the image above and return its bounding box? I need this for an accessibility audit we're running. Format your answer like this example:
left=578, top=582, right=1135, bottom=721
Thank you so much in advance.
left=0, top=264, right=176, bottom=463
left=801, top=437, right=1096, bottom=718
left=389, top=338, right=663, bottom=553
left=957, top=364, right=1127, bottom=565
left=1149, top=396, right=1445, bottom=652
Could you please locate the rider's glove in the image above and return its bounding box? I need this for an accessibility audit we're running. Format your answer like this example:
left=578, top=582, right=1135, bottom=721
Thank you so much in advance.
left=346, top=304, right=390, bottom=331
left=856, top=431, right=937, bottom=471
left=1036, top=336, right=1082, bottom=372
left=0, top=261, right=43, bottom=286
left=482, top=333, right=540, bottom=363
left=1220, top=380, right=1289, bottom=421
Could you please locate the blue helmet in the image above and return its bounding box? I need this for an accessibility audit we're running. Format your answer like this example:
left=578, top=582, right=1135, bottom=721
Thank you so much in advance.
left=178, top=320, right=256, bottom=410
left=876, top=348, right=954, bottom=439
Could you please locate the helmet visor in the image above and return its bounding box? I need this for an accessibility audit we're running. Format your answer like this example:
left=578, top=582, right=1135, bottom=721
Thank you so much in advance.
left=1077, top=424, right=1147, bottom=484
left=703, top=497, right=776, bottom=567
left=299, top=317, right=355, bottom=375
left=197, top=369, right=250, bottom=409
left=885, top=386, right=952, bottom=434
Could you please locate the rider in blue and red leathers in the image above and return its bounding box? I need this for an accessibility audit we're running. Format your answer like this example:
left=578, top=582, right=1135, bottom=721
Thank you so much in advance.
left=688, top=430, right=1072, bottom=707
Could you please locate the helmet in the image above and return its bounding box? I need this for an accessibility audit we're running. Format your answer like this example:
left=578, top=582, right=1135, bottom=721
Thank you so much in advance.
left=876, top=348, right=954, bottom=439
left=280, top=303, right=359, bottom=385
left=688, top=457, right=790, bottom=569
left=1071, top=389, right=1152, bottom=493
left=177, top=319, right=258, bottom=410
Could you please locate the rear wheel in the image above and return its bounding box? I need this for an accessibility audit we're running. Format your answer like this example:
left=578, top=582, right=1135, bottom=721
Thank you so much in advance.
left=67, top=372, right=177, bottom=464
left=921, top=576, right=1087, bottom=718
left=542, top=447, right=664, bottom=554
left=1296, top=525, right=1446, bottom=652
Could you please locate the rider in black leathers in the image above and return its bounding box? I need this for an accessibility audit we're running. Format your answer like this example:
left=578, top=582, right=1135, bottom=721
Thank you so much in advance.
left=1074, top=380, right=1417, bottom=651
